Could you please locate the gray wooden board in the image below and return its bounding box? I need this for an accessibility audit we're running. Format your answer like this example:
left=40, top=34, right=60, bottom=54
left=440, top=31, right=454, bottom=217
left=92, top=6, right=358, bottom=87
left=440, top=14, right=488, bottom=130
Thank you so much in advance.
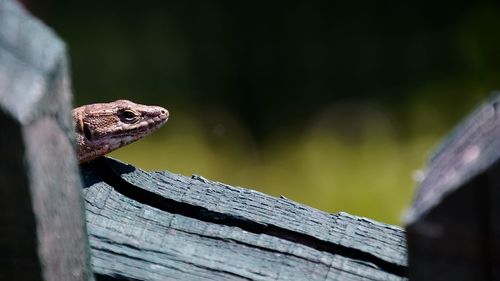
left=82, top=157, right=407, bottom=280
left=406, top=92, right=500, bottom=223
left=0, top=0, right=92, bottom=280
left=404, top=92, right=500, bottom=279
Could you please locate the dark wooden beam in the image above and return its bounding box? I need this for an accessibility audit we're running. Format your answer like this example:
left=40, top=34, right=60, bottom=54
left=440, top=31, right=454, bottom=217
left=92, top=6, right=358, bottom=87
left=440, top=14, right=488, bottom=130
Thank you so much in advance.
left=406, top=93, right=500, bottom=280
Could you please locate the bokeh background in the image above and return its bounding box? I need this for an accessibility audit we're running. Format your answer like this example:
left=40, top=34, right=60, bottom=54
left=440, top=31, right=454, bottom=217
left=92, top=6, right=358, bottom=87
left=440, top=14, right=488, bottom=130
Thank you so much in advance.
left=23, top=0, right=500, bottom=225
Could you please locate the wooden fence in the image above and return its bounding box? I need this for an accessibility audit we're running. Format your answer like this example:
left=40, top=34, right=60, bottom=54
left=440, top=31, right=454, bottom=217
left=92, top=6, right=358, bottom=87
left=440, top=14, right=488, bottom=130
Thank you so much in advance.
left=0, top=0, right=497, bottom=280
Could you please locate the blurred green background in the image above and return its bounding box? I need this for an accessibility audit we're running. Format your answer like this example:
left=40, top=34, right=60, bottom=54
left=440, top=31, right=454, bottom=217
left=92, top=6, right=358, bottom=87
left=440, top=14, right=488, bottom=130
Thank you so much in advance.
left=24, top=0, right=500, bottom=225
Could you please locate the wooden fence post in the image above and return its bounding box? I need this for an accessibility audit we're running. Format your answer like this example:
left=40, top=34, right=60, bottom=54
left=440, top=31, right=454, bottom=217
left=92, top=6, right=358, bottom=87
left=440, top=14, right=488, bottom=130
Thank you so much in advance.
left=0, top=1, right=93, bottom=280
left=406, top=93, right=500, bottom=280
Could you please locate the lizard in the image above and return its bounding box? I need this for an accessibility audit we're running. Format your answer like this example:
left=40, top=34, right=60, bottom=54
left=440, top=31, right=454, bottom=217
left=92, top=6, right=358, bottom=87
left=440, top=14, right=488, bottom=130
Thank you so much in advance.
left=72, top=99, right=169, bottom=163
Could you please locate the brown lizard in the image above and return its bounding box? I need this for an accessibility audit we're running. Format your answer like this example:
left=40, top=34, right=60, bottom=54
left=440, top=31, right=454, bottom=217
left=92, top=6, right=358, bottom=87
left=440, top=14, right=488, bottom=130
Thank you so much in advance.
left=73, top=99, right=169, bottom=163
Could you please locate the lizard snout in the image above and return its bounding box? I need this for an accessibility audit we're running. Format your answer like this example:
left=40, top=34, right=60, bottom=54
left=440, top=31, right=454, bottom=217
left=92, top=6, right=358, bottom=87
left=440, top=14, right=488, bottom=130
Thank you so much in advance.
left=158, top=107, right=169, bottom=121
left=160, top=108, right=168, bottom=117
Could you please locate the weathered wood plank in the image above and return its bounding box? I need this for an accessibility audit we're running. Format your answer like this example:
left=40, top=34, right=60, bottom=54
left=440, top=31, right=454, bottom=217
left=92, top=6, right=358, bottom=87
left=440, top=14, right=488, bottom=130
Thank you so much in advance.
left=82, top=157, right=407, bottom=281
left=406, top=92, right=500, bottom=280
left=0, top=0, right=92, bottom=280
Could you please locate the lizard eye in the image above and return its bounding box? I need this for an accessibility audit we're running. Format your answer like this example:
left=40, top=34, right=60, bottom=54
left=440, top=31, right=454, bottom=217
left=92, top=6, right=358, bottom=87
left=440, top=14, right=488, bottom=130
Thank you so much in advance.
left=120, top=109, right=139, bottom=122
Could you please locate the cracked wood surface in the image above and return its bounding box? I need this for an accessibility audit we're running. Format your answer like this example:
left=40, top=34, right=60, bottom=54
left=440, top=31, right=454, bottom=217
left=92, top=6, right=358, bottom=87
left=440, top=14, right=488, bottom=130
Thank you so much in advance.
left=82, top=157, right=407, bottom=281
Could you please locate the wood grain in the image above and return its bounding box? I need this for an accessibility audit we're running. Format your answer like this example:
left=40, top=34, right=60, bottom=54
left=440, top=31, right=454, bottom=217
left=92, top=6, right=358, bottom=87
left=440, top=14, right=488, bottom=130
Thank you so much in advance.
left=83, top=158, right=407, bottom=281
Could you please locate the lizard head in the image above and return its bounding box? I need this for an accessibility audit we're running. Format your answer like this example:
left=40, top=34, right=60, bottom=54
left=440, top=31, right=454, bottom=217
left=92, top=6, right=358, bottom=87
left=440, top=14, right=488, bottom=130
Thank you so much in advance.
left=73, top=99, right=169, bottom=163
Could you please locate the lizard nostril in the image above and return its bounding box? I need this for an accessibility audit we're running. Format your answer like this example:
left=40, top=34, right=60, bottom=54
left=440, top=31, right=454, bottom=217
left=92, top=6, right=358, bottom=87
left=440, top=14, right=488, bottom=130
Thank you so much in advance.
left=160, top=109, right=168, bottom=116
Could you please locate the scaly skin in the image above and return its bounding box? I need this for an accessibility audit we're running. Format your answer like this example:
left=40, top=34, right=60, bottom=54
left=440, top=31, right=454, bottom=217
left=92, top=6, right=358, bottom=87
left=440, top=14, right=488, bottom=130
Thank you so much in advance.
left=73, top=99, right=169, bottom=163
